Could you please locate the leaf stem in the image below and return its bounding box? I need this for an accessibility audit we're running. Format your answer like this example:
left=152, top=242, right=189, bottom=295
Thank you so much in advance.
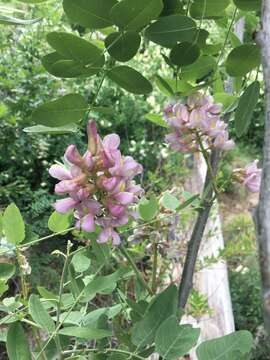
left=62, top=348, right=146, bottom=360
left=119, top=244, right=153, bottom=295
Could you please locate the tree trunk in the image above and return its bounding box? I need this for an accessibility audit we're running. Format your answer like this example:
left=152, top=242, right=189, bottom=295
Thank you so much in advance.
left=255, top=0, right=270, bottom=335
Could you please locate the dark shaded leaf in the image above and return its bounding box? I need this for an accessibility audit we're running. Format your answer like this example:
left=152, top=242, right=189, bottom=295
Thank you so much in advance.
left=235, top=81, right=260, bottom=137
left=145, top=14, right=197, bottom=47
left=110, top=0, right=163, bottom=31
left=105, top=31, right=141, bottom=62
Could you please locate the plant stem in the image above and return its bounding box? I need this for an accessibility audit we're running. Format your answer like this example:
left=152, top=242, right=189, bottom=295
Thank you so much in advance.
left=196, top=132, right=219, bottom=195
left=151, top=241, right=158, bottom=294
left=178, top=149, right=220, bottom=309
left=36, top=264, right=105, bottom=360
left=119, top=244, right=153, bottom=295
left=55, top=241, right=72, bottom=360
left=62, top=348, right=146, bottom=360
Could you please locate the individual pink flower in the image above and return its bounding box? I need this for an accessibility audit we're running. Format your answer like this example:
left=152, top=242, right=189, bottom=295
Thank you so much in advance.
left=243, top=161, right=262, bottom=193
left=49, top=120, right=144, bottom=246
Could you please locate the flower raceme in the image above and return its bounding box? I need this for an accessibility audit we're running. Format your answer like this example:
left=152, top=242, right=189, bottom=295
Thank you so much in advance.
left=164, top=92, right=235, bottom=153
left=49, top=120, right=143, bottom=245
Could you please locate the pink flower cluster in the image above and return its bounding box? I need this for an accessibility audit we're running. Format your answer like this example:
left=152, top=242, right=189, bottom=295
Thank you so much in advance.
left=164, top=92, right=235, bottom=153
left=49, top=121, right=143, bottom=245
left=234, top=161, right=262, bottom=193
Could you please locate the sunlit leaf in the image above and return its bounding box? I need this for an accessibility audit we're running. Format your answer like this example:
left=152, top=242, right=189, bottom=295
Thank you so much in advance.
left=3, top=204, right=25, bottom=245
left=31, top=94, right=88, bottom=127
left=63, top=0, right=117, bottom=29
left=196, top=331, right=253, bottom=360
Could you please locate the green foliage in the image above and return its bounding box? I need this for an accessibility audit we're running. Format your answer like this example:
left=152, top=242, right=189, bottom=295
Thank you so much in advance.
left=105, top=32, right=141, bottom=62
left=226, top=44, right=261, bottom=77
left=32, top=94, right=88, bottom=127
left=190, top=0, right=230, bottom=19
left=107, top=66, right=153, bottom=94
left=235, top=81, right=260, bottom=137
left=48, top=211, right=73, bottom=233
left=3, top=203, right=25, bottom=245
left=110, top=0, right=163, bottom=31
left=139, top=195, right=159, bottom=221
left=63, top=0, right=118, bottom=29
left=29, top=294, right=55, bottom=333
left=131, top=284, right=178, bottom=348
left=155, top=316, right=200, bottom=359
left=197, top=331, right=253, bottom=360
left=170, top=42, right=200, bottom=66
left=145, top=14, right=197, bottom=46
left=6, top=323, right=31, bottom=360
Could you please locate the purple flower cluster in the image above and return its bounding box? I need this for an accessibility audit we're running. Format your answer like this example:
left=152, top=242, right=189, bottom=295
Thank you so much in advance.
left=49, top=121, right=143, bottom=245
left=164, top=92, right=235, bottom=153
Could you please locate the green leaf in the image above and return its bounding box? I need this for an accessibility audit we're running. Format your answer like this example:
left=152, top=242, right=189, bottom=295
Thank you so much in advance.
left=233, top=0, right=261, bottom=11
left=83, top=305, right=122, bottom=327
left=235, top=81, right=260, bottom=137
left=145, top=113, right=169, bottom=128
left=196, top=330, right=253, bottom=360
left=31, top=94, right=88, bottom=127
left=145, top=15, right=197, bottom=47
left=190, top=0, right=230, bottom=19
left=59, top=326, right=112, bottom=340
left=47, top=32, right=104, bottom=67
left=161, top=192, right=180, bottom=211
left=105, top=31, right=141, bottom=62
left=0, top=264, right=15, bottom=281
left=0, top=15, right=41, bottom=25
left=29, top=294, right=55, bottom=333
left=7, top=323, right=31, bottom=360
left=161, top=0, right=184, bottom=16
left=225, top=44, right=261, bottom=77
left=131, top=284, right=178, bottom=348
left=155, top=75, right=175, bottom=96
left=44, top=58, right=103, bottom=78
left=170, top=42, right=200, bottom=66
left=110, top=0, right=163, bottom=31
left=155, top=316, right=200, bottom=360
left=139, top=195, right=159, bottom=221
left=37, top=287, right=59, bottom=302
left=48, top=211, right=72, bottom=233
left=3, top=204, right=25, bottom=245
left=63, top=0, right=117, bottom=29
left=107, top=66, right=152, bottom=94
left=181, top=55, right=215, bottom=81
left=82, top=271, right=124, bottom=299
left=0, top=281, right=8, bottom=296
left=214, top=93, right=238, bottom=113
left=24, top=124, right=78, bottom=134
left=71, top=250, right=91, bottom=273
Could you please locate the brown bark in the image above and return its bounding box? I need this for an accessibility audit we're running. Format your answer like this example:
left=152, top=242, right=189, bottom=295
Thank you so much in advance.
left=255, top=0, right=270, bottom=334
